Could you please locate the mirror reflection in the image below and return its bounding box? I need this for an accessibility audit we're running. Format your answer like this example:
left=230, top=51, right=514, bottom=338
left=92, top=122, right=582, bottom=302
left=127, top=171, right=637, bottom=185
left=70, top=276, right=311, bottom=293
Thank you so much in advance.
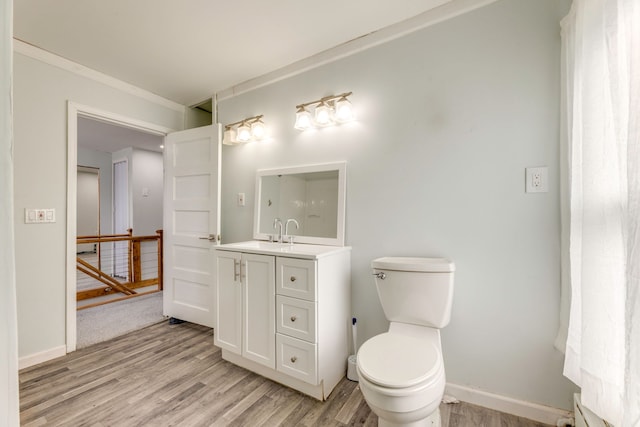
left=254, top=162, right=346, bottom=246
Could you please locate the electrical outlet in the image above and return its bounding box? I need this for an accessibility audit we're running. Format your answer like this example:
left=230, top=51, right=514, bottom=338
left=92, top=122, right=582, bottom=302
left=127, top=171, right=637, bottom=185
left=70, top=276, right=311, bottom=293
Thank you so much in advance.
left=532, top=171, right=542, bottom=188
left=526, top=167, right=548, bottom=193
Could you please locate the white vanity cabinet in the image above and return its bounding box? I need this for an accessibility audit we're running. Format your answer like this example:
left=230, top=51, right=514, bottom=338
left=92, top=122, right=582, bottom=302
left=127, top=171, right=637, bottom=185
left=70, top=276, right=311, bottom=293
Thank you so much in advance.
left=214, top=251, right=276, bottom=369
left=214, top=241, right=351, bottom=400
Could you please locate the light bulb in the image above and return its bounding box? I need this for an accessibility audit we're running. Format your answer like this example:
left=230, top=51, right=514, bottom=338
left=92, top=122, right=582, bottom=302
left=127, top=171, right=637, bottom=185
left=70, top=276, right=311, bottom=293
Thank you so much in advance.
left=251, top=120, right=266, bottom=140
left=236, top=123, right=251, bottom=142
left=334, top=97, right=354, bottom=123
left=314, top=102, right=333, bottom=126
left=294, top=107, right=313, bottom=130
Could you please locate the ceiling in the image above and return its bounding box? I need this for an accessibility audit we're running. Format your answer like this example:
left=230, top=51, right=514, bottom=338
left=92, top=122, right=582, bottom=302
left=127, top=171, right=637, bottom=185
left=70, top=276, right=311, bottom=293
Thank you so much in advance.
left=14, top=0, right=459, bottom=107
left=78, top=117, right=164, bottom=153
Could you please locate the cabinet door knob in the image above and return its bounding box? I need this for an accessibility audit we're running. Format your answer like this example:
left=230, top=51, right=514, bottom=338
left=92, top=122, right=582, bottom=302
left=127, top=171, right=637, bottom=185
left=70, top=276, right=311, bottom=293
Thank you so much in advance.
left=290, top=276, right=296, bottom=282
left=290, top=315, right=297, bottom=322
left=290, top=356, right=297, bottom=363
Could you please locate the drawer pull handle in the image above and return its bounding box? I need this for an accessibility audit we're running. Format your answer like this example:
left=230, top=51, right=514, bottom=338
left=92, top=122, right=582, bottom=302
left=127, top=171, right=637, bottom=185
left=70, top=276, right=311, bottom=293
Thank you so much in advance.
left=290, top=356, right=297, bottom=363
left=290, top=315, right=297, bottom=322
left=290, top=276, right=297, bottom=282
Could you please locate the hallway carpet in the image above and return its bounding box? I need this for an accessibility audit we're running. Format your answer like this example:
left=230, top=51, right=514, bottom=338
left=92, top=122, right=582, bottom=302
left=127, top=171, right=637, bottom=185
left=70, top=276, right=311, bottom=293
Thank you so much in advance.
left=76, top=292, right=165, bottom=348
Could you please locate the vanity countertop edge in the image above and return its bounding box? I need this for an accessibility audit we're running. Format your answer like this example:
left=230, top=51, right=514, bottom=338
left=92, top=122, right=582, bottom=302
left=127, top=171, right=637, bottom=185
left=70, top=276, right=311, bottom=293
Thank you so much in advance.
left=216, top=241, right=352, bottom=260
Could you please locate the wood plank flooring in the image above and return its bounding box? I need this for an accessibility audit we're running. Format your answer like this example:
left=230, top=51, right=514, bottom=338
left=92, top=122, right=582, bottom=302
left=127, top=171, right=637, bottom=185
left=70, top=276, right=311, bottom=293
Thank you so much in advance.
left=19, top=322, right=552, bottom=426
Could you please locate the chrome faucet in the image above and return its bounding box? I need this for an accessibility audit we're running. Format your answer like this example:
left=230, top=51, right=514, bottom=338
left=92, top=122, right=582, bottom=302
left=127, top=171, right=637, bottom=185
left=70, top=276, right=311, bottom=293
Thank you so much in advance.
left=273, top=218, right=283, bottom=243
left=285, top=218, right=299, bottom=244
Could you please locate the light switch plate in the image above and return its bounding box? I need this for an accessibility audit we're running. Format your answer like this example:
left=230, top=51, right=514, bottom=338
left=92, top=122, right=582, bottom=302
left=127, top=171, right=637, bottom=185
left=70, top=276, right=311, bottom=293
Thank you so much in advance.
left=25, top=208, right=56, bottom=223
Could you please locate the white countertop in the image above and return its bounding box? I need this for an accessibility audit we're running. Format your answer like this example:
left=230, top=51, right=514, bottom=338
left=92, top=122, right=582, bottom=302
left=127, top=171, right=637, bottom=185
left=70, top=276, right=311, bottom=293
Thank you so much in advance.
left=216, top=240, right=351, bottom=259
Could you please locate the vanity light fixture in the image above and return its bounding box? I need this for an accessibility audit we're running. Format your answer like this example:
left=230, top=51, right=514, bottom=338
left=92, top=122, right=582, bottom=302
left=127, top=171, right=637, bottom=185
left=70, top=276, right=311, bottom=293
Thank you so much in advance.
left=293, top=107, right=313, bottom=130
left=223, top=127, right=237, bottom=145
left=222, top=114, right=267, bottom=145
left=250, top=118, right=266, bottom=140
left=236, top=123, right=251, bottom=142
left=314, top=101, right=333, bottom=126
left=334, top=95, right=354, bottom=123
left=294, top=106, right=313, bottom=131
left=294, top=92, right=354, bottom=130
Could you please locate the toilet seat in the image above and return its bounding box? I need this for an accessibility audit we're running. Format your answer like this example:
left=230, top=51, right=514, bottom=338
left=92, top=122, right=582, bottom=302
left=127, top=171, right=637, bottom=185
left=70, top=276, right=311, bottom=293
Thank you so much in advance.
left=357, top=332, right=441, bottom=389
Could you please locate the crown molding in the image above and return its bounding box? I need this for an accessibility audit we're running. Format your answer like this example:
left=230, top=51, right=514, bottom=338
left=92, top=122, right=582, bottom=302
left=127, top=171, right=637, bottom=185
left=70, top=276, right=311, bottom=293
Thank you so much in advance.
left=215, top=0, right=497, bottom=101
left=14, top=39, right=185, bottom=113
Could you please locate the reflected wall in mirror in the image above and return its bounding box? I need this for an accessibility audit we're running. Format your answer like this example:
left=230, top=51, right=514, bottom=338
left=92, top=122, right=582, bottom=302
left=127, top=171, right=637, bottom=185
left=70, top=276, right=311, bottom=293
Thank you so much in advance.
left=254, top=162, right=346, bottom=246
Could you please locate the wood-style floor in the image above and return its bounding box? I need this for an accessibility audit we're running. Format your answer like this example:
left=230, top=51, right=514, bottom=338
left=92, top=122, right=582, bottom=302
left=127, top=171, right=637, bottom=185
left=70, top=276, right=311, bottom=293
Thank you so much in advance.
left=19, top=322, right=552, bottom=426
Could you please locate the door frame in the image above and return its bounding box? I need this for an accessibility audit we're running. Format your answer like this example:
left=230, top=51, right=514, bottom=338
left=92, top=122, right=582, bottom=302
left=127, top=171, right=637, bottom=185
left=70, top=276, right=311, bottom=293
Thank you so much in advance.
left=66, top=101, right=175, bottom=352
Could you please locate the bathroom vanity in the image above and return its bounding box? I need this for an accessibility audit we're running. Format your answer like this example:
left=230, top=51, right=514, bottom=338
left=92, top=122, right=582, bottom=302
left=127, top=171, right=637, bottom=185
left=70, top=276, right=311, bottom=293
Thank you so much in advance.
left=213, top=161, right=351, bottom=400
left=214, top=241, right=351, bottom=400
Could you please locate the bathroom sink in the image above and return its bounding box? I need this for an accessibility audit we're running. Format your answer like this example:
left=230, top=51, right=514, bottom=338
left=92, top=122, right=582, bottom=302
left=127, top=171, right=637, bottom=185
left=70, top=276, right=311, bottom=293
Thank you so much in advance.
left=217, top=240, right=350, bottom=259
left=224, top=241, right=285, bottom=250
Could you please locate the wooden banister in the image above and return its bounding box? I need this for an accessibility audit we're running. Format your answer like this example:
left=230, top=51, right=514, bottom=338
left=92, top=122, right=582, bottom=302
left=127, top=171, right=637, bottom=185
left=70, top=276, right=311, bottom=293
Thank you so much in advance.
left=77, top=232, right=131, bottom=239
left=76, top=235, right=161, bottom=244
left=76, top=229, right=164, bottom=309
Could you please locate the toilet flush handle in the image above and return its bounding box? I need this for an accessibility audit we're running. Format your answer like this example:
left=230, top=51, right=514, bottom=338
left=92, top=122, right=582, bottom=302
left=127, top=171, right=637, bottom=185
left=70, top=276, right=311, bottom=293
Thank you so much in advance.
left=373, top=272, right=386, bottom=280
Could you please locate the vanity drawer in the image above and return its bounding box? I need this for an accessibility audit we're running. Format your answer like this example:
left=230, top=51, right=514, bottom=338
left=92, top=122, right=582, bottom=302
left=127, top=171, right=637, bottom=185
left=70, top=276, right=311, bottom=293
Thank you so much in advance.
left=276, top=258, right=317, bottom=301
left=277, top=295, right=317, bottom=343
left=276, top=333, right=318, bottom=385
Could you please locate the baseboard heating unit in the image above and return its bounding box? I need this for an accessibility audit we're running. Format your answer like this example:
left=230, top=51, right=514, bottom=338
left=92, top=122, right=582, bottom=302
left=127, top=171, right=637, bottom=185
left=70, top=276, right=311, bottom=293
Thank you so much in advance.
left=574, top=394, right=610, bottom=427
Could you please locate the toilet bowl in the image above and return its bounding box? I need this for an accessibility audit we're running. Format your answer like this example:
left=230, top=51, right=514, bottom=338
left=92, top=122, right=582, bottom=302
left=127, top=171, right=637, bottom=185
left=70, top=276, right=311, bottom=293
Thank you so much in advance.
left=357, top=257, right=455, bottom=427
left=357, top=332, right=445, bottom=427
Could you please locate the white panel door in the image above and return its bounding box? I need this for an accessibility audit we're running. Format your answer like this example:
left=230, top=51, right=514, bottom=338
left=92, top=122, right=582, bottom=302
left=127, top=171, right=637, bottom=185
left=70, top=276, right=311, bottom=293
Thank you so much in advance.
left=163, top=124, right=221, bottom=327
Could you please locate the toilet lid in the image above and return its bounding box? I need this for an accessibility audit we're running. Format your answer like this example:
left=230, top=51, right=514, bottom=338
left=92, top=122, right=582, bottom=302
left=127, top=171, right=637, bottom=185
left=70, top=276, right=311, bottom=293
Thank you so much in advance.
left=357, top=333, right=441, bottom=389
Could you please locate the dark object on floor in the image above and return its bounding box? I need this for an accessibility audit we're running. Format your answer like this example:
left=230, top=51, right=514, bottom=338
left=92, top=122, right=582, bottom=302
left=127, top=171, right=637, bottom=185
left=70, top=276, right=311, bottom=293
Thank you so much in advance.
left=169, top=317, right=185, bottom=324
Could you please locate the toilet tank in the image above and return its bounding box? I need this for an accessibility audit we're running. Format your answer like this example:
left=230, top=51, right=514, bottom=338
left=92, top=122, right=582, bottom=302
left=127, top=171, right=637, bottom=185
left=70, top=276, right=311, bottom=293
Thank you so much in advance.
left=372, top=257, right=455, bottom=329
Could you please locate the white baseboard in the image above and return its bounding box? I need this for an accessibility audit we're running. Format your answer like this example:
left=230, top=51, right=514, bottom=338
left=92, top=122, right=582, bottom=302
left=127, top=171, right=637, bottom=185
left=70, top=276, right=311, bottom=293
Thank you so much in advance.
left=19, top=345, right=66, bottom=370
left=445, top=383, right=573, bottom=426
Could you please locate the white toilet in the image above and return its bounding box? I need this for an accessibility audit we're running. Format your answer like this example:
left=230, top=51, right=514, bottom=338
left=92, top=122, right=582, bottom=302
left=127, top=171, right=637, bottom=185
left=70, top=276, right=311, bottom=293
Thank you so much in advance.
left=356, top=257, right=455, bottom=427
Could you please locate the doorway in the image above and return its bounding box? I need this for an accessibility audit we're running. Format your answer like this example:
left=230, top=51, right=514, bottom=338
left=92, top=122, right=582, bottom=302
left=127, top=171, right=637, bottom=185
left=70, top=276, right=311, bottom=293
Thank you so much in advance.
left=67, top=102, right=174, bottom=352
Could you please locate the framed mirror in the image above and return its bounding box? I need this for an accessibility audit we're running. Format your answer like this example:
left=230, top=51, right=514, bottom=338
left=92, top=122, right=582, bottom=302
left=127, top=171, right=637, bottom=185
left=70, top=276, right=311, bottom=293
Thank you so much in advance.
left=253, top=161, right=346, bottom=246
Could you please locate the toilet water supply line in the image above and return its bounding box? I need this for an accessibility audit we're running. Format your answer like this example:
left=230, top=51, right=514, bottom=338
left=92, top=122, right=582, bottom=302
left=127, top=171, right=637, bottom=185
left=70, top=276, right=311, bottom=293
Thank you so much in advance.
left=352, top=317, right=358, bottom=355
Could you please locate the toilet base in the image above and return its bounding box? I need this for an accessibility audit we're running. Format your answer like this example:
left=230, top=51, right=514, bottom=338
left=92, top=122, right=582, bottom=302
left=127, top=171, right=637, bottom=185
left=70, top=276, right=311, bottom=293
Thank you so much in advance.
left=378, top=407, right=441, bottom=427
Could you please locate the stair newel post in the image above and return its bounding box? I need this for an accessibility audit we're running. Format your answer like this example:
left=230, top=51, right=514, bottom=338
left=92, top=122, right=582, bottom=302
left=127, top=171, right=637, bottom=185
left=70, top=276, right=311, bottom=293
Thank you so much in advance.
left=156, top=230, right=163, bottom=291
left=127, top=228, right=133, bottom=283
left=132, top=238, right=141, bottom=284
left=97, top=234, right=102, bottom=274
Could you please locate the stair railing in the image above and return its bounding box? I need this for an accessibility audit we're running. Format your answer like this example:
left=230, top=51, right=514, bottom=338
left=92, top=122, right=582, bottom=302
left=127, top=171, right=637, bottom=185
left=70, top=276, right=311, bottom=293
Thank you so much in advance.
left=76, top=229, right=163, bottom=310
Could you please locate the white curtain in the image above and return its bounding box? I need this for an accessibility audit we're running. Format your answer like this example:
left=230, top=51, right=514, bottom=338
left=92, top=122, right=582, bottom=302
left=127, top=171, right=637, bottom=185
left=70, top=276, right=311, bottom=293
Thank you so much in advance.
left=562, top=0, right=640, bottom=425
